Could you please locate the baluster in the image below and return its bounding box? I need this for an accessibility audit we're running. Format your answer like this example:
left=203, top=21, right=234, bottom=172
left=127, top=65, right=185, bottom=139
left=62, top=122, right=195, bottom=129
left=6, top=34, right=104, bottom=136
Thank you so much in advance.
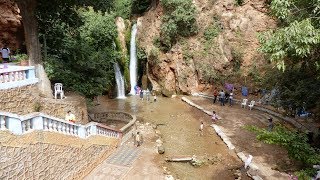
left=52, top=121, right=57, bottom=131
left=43, top=118, right=48, bottom=130
left=57, top=122, right=62, bottom=132
left=0, top=116, right=5, bottom=130
left=70, top=125, right=74, bottom=135
left=65, top=124, right=69, bottom=134
left=14, top=72, right=19, bottom=81
left=62, top=123, right=66, bottom=134
left=74, top=127, right=78, bottom=135
left=22, top=71, right=26, bottom=80
left=0, top=74, right=3, bottom=83
left=21, top=121, right=26, bottom=133
left=4, top=73, right=9, bottom=82
left=26, top=120, right=31, bottom=131
left=48, top=119, right=53, bottom=131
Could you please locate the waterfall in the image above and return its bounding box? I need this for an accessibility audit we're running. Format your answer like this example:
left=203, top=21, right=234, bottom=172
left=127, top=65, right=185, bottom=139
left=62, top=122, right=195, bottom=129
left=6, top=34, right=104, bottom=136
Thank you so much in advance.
left=129, top=24, right=138, bottom=95
left=114, top=62, right=126, bottom=99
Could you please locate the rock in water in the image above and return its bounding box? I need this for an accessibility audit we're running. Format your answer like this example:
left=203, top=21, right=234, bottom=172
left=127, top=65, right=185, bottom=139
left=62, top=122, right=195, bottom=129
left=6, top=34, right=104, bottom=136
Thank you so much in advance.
left=158, top=145, right=165, bottom=154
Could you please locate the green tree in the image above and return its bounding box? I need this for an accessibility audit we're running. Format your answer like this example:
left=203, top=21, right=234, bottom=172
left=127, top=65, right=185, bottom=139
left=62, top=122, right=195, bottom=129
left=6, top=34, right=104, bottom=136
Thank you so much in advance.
left=45, top=7, right=119, bottom=98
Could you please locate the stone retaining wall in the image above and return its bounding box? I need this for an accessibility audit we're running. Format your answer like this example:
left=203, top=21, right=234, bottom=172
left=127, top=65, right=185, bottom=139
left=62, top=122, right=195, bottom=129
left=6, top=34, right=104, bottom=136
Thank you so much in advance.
left=0, top=143, right=112, bottom=180
left=0, top=85, right=88, bottom=124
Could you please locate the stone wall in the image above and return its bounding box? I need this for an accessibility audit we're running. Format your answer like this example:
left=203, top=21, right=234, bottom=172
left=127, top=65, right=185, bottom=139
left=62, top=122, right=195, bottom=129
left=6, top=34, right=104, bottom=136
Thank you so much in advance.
left=0, top=143, right=112, bottom=179
left=0, top=85, right=88, bottom=123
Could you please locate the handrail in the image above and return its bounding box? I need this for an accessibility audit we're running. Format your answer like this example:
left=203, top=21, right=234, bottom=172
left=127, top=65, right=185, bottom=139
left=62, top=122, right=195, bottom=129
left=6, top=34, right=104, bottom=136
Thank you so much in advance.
left=0, top=65, right=38, bottom=89
left=0, top=111, right=122, bottom=139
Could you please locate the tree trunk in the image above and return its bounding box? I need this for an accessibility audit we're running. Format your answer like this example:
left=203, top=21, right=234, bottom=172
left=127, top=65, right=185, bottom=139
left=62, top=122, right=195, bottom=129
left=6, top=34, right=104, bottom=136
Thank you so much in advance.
left=16, top=0, right=42, bottom=65
left=16, top=0, right=53, bottom=98
left=151, top=0, right=159, bottom=10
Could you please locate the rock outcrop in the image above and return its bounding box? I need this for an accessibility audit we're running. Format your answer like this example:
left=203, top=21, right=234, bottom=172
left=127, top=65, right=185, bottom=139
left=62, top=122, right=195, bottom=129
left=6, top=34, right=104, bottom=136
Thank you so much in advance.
left=0, top=0, right=24, bottom=50
left=137, top=0, right=276, bottom=95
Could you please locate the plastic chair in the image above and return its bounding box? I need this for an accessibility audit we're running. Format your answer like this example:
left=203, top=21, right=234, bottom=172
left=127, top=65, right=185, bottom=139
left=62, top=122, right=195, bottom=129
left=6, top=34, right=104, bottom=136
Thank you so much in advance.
left=54, top=83, right=64, bottom=99
left=248, top=100, right=255, bottom=110
left=241, top=99, right=248, bottom=108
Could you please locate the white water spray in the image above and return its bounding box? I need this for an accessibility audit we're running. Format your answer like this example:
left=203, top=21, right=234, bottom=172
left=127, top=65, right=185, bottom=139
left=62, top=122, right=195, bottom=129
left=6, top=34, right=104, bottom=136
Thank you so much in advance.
left=114, top=62, right=126, bottom=99
left=129, top=24, right=138, bottom=95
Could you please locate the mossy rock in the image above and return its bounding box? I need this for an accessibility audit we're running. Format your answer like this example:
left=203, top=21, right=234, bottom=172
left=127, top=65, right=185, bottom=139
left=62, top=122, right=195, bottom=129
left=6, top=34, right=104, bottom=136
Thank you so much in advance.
left=162, top=89, right=174, bottom=97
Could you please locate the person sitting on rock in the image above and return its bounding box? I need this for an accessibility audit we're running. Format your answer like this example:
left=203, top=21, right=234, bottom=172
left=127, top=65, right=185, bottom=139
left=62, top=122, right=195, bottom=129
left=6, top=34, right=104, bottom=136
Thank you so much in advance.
left=65, top=110, right=76, bottom=123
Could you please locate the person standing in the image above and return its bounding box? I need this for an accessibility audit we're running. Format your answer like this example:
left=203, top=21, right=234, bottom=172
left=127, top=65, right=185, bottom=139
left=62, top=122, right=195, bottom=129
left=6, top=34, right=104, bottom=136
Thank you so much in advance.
left=153, top=93, right=157, bottom=102
left=268, top=118, right=274, bottom=131
left=229, top=91, right=234, bottom=106
left=1, top=44, right=11, bottom=63
left=140, top=90, right=144, bottom=100
left=219, top=90, right=225, bottom=106
left=213, top=87, right=218, bottom=103
left=199, top=121, right=204, bottom=136
left=135, top=132, right=141, bottom=147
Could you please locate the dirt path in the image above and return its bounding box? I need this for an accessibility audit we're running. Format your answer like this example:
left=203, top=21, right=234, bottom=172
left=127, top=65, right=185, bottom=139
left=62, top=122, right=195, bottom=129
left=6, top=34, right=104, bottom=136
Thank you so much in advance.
left=89, top=95, right=249, bottom=179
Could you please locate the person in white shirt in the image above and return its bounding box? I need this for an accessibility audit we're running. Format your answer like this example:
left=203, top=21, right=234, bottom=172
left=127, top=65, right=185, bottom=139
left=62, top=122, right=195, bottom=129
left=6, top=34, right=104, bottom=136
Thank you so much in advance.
left=65, top=110, right=76, bottom=123
left=1, top=44, right=11, bottom=63
left=199, top=121, right=204, bottom=136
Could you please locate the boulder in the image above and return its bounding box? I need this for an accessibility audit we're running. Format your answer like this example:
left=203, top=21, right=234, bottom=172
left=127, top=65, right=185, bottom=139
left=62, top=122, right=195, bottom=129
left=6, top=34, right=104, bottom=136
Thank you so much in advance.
left=162, top=89, right=174, bottom=97
left=157, top=145, right=165, bottom=154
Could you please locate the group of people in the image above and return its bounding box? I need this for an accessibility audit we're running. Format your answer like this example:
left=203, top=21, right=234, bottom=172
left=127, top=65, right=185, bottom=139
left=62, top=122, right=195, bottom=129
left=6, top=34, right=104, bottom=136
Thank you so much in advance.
left=139, top=88, right=157, bottom=102
left=1, top=44, right=11, bottom=63
left=213, top=88, right=234, bottom=106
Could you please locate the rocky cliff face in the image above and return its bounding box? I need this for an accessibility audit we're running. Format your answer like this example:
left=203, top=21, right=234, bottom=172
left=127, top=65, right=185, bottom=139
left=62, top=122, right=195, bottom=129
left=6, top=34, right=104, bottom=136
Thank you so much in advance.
left=0, top=0, right=24, bottom=50
left=137, top=0, right=276, bottom=94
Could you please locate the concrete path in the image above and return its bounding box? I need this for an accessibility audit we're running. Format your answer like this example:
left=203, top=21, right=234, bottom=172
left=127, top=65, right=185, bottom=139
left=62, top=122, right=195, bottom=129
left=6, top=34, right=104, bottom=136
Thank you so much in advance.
left=84, top=145, right=141, bottom=180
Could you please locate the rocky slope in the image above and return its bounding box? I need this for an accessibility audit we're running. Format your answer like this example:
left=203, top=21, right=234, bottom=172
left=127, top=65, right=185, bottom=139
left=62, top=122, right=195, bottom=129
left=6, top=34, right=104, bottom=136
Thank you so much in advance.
left=0, top=0, right=24, bottom=50
left=137, top=0, right=276, bottom=94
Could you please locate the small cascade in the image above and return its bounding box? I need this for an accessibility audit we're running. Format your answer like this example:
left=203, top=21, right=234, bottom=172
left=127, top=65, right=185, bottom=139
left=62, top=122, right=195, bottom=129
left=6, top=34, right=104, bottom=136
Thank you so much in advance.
left=129, top=24, right=138, bottom=95
left=114, top=62, right=126, bottom=99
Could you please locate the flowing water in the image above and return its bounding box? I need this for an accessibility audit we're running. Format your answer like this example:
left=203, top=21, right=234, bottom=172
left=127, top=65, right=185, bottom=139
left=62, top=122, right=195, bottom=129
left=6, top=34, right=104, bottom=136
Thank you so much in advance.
left=129, top=24, right=138, bottom=95
left=114, top=62, right=126, bottom=99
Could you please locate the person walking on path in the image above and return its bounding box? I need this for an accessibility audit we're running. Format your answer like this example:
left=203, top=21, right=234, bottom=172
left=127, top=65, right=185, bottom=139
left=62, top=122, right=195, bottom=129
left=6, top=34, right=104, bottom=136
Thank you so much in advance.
left=199, top=121, right=204, bottom=136
left=213, top=87, right=218, bottom=103
left=153, top=93, right=157, bottom=102
left=219, top=90, right=225, bottom=106
left=229, top=91, right=234, bottom=106
left=268, top=118, right=274, bottom=131
left=135, top=132, right=141, bottom=147
left=1, top=44, right=11, bottom=63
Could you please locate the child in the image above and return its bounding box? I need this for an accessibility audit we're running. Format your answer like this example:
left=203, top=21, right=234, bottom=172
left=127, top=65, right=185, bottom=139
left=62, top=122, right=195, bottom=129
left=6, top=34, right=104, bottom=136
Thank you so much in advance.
left=153, top=93, right=157, bottom=102
left=212, top=111, right=218, bottom=123
left=199, top=121, right=204, bottom=136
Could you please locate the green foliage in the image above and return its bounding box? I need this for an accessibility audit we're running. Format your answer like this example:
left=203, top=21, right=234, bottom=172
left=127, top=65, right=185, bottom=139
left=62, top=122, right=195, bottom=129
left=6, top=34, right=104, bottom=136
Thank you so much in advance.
left=235, top=0, right=244, bottom=6
left=14, top=53, right=28, bottom=62
left=203, top=23, right=221, bottom=41
left=196, top=62, right=219, bottom=84
left=295, top=168, right=317, bottom=180
left=148, top=47, right=160, bottom=64
left=132, top=0, right=151, bottom=14
left=153, top=36, right=161, bottom=48
left=259, top=19, right=320, bottom=71
left=43, top=7, right=119, bottom=98
left=159, top=0, right=198, bottom=51
left=231, top=48, right=243, bottom=71
left=114, top=0, right=132, bottom=19
left=245, top=125, right=320, bottom=165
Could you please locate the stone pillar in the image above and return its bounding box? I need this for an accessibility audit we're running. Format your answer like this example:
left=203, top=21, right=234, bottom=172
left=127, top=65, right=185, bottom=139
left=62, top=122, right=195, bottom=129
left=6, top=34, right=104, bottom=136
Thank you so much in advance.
left=32, top=116, right=43, bottom=130
left=78, top=125, right=86, bottom=138
left=7, top=117, right=22, bottom=135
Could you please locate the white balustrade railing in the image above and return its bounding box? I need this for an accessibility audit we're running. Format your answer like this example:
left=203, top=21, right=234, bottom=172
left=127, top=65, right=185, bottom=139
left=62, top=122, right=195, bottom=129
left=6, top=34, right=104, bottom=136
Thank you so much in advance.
left=0, top=111, right=122, bottom=139
left=0, top=65, right=38, bottom=89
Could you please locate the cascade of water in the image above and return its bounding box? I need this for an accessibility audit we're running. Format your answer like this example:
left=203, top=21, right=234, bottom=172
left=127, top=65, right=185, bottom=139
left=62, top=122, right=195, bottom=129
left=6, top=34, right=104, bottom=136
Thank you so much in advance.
left=129, top=24, right=138, bottom=95
left=114, top=62, right=126, bottom=99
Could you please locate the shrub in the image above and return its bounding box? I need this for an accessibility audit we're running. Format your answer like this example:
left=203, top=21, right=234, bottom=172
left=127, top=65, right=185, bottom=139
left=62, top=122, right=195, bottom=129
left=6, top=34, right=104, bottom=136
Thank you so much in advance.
left=245, top=125, right=320, bottom=165
left=160, top=0, right=198, bottom=51
left=132, top=0, right=151, bottom=14
left=114, top=0, right=132, bottom=19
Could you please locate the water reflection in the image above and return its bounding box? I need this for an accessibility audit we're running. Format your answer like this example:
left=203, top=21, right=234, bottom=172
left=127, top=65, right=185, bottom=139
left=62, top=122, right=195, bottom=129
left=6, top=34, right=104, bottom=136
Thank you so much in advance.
left=99, top=95, right=140, bottom=113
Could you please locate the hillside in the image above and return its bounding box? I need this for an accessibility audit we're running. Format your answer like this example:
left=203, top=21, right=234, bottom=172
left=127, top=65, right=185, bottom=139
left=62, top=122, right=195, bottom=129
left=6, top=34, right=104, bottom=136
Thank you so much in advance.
left=137, top=0, right=276, bottom=94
